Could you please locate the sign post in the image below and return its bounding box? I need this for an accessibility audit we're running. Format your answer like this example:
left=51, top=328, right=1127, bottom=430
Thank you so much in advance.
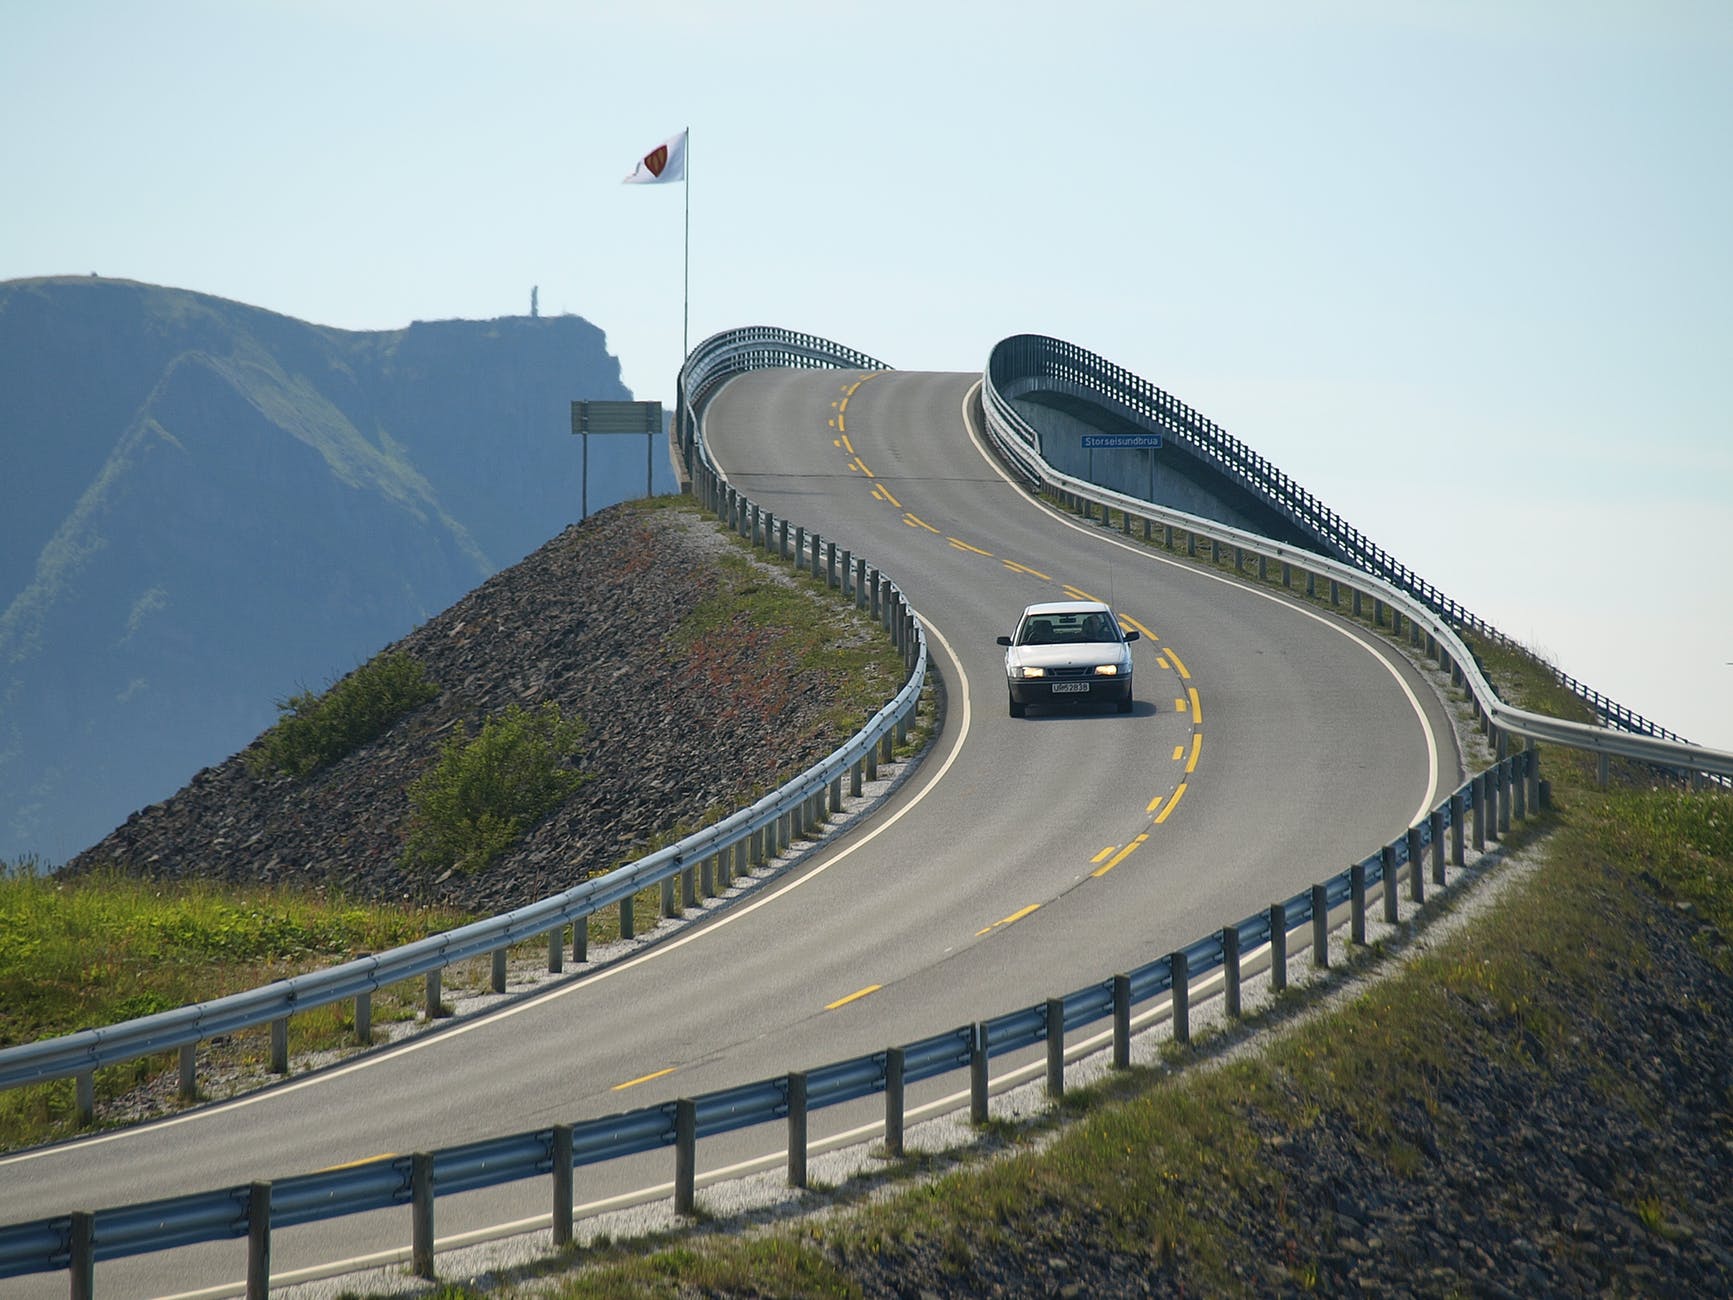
left=1080, top=433, right=1162, bottom=502
left=570, top=400, right=664, bottom=519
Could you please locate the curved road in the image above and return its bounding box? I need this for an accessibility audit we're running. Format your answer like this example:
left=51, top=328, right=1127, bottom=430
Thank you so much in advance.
left=0, top=369, right=1462, bottom=1298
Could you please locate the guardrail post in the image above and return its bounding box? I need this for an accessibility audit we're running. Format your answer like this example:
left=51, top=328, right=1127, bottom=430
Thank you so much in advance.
left=855, top=556, right=867, bottom=608
left=970, top=1023, right=989, bottom=1124
left=1352, top=590, right=1363, bottom=619
left=1351, top=863, right=1367, bottom=946
left=661, top=875, right=678, bottom=918
left=1170, top=952, right=1189, bottom=1043
left=1112, top=974, right=1131, bottom=1068
left=1381, top=845, right=1399, bottom=924
left=412, top=1151, right=435, bottom=1279
left=1306, top=571, right=1316, bottom=598
left=355, top=990, right=371, bottom=1046
left=1329, top=578, right=1339, bottom=607
left=75, top=1071, right=94, bottom=1126
left=1045, top=998, right=1065, bottom=1099
left=1311, top=885, right=1329, bottom=968
left=1450, top=791, right=1466, bottom=866
left=682, top=864, right=698, bottom=911
left=619, top=893, right=636, bottom=941
left=552, top=1124, right=574, bottom=1248
left=826, top=541, right=838, bottom=589
left=492, top=948, right=507, bottom=994
left=1223, top=926, right=1241, bottom=1018
left=271, top=1017, right=289, bottom=1075
left=1597, top=751, right=1610, bottom=790
left=548, top=926, right=564, bottom=974
left=865, top=740, right=879, bottom=782
left=180, top=1042, right=198, bottom=1101
left=787, top=1071, right=808, bottom=1188
left=70, top=1210, right=94, bottom=1300
left=1269, top=905, right=1287, bottom=992
left=674, top=1098, right=697, bottom=1216
left=426, top=969, right=443, bottom=1020
left=839, top=547, right=852, bottom=597
left=850, top=756, right=864, bottom=797
left=1527, top=746, right=1542, bottom=812
left=1473, top=773, right=1488, bottom=851
left=871, top=570, right=882, bottom=620
left=779, top=518, right=790, bottom=560
left=1430, top=810, right=1447, bottom=886
left=247, top=1181, right=271, bottom=1300
left=1407, top=827, right=1425, bottom=904
left=811, top=532, right=823, bottom=580
left=1514, top=752, right=1528, bottom=822
left=884, top=1047, right=905, bottom=1157
left=1498, top=758, right=1511, bottom=837
left=573, top=918, right=588, bottom=964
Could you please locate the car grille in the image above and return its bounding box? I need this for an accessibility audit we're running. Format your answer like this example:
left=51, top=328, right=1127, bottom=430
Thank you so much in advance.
left=1046, top=666, right=1094, bottom=680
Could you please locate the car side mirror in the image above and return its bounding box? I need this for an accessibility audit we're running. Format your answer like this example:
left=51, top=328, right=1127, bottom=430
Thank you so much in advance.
left=1123, top=629, right=1141, bottom=642
left=996, top=635, right=1013, bottom=647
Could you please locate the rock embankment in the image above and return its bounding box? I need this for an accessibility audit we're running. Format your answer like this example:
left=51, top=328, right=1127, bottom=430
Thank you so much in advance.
left=66, top=504, right=876, bottom=916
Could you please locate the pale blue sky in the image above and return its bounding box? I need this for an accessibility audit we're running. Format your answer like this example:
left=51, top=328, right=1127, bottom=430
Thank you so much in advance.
left=4, top=0, right=1730, bottom=750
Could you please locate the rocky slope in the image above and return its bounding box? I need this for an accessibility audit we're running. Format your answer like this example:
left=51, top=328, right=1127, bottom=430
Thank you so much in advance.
left=65, top=502, right=876, bottom=916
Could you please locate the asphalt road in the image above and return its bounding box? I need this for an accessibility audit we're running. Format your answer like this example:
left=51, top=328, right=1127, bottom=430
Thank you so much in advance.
left=0, top=369, right=1463, bottom=1298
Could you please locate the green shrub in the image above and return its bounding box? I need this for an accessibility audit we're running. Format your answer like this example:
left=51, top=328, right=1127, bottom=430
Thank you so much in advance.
left=402, top=702, right=589, bottom=874
left=248, top=652, right=438, bottom=779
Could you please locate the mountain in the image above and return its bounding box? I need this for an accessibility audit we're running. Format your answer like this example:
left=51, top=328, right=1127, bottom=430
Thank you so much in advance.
left=0, top=276, right=677, bottom=864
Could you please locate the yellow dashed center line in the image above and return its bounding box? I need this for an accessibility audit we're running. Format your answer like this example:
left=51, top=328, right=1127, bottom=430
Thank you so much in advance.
left=849, top=457, right=874, bottom=477
left=904, top=513, right=940, bottom=534
left=1061, top=584, right=1099, bottom=602
left=1165, top=647, right=1192, bottom=680
left=948, top=538, right=993, bottom=556
left=1171, top=745, right=1184, bottom=762
left=976, top=903, right=1040, bottom=936
left=318, top=1153, right=396, bottom=1173
left=613, top=1067, right=676, bottom=1092
left=1092, top=834, right=1148, bottom=877
left=1188, top=687, right=1202, bottom=724
left=872, top=483, right=903, bottom=508
left=1003, top=559, right=1051, bottom=581
left=1091, top=846, right=1117, bottom=865
left=1155, top=782, right=1188, bottom=824
left=1186, top=733, right=1203, bottom=773
left=1174, top=697, right=1188, bottom=713
left=825, top=984, right=882, bottom=1011
left=1120, top=614, right=1158, bottom=642
left=1157, top=656, right=1172, bottom=670
left=839, top=434, right=855, bottom=454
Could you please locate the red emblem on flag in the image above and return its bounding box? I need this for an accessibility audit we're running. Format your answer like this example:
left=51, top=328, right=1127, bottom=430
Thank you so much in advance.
left=643, top=145, right=669, bottom=178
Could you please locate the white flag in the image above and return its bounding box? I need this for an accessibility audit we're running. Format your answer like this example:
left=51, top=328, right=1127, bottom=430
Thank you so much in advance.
left=623, top=129, right=687, bottom=184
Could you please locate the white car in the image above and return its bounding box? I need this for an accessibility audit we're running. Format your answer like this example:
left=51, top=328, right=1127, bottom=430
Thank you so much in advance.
left=997, top=600, right=1139, bottom=717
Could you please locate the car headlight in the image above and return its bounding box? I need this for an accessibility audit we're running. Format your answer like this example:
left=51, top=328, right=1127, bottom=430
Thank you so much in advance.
left=1093, top=664, right=1120, bottom=677
left=1012, top=665, right=1046, bottom=679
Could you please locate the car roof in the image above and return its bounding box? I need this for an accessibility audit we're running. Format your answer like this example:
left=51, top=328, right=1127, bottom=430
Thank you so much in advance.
left=1018, top=600, right=1112, bottom=617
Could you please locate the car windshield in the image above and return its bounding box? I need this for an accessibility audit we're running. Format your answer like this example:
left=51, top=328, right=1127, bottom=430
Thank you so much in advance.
left=1018, top=613, right=1118, bottom=646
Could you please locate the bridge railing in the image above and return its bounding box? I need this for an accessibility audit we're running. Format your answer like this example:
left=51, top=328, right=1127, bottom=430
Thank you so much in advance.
left=984, top=333, right=1733, bottom=786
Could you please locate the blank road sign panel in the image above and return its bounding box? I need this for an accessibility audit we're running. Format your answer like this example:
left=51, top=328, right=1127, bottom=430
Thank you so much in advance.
left=572, top=401, right=664, bottom=434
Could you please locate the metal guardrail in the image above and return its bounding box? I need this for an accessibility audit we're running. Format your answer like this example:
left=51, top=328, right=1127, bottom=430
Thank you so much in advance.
left=2, top=754, right=1533, bottom=1287
left=987, top=333, right=1722, bottom=754
left=983, top=334, right=1733, bottom=785
left=0, top=329, right=922, bottom=1111
left=6, top=331, right=1726, bottom=1290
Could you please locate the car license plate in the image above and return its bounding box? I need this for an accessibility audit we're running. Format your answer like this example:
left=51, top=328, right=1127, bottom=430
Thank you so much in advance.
left=1050, top=682, right=1090, bottom=694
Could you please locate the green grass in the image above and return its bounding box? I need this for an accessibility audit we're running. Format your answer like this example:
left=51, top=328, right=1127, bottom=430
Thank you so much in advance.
left=0, top=865, right=468, bottom=1149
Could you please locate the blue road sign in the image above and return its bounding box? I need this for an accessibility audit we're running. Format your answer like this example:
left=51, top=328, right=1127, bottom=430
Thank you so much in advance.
left=1082, top=434, right=1162, bottom=449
